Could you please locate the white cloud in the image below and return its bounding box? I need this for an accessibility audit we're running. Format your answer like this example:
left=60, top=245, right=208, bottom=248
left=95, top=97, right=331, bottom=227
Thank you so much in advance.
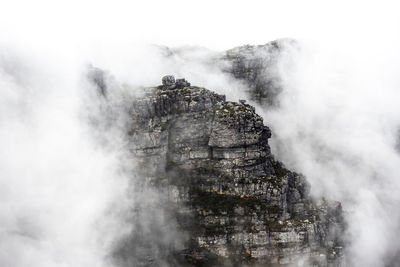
left=1, top=1, right=400, bottom=266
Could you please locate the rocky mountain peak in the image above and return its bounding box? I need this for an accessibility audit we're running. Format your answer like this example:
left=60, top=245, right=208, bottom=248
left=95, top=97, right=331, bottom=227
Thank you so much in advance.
left=106, top=75, right=345, bottom=266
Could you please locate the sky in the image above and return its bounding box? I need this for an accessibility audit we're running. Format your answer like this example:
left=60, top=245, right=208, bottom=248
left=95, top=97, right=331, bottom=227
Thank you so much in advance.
left=1, top=0, right=398, bottom=50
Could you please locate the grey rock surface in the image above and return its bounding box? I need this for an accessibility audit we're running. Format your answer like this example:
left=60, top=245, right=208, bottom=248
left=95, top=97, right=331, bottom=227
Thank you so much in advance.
left=162, top=75, right=176, bottom=89
left=161, top=75, right=191, bottom=90
left=219, top=40, right=295, bottom=107
left=122, top=80, right=344, bottom=266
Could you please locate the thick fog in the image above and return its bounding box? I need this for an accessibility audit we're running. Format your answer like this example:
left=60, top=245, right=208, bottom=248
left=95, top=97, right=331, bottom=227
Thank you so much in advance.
left=1, top=1, right=400, bottom=266
left=0, top=47, right=134, bottom=266
left=265, top=38, right=400, bottom=266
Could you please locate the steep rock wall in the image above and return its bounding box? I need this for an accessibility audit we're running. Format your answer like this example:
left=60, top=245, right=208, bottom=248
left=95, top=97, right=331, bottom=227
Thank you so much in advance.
left=123, top=83, right=344, bottom=266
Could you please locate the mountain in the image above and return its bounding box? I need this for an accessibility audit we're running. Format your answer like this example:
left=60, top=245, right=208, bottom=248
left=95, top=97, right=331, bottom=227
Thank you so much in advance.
left=88, top=68, right=345, bottom=266
left=220, top=40, right=291, bottom=107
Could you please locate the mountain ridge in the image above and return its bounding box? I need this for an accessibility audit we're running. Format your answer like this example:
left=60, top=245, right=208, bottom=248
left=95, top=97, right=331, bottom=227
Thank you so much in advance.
left=88, top=68, right=345, bottom=266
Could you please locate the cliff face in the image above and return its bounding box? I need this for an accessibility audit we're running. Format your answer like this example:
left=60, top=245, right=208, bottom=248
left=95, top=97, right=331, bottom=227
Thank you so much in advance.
left=221, top=42, right=281, bottom=107
left=120, top=80, right=344, bottom=266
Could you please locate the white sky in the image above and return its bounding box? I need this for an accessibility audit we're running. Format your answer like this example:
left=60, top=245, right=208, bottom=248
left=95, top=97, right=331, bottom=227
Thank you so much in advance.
left=1, top=0, right=399, bottom=51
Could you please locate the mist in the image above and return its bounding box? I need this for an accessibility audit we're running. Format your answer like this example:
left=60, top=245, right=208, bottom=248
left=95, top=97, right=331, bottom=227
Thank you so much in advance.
left=262, top=38, right=400, bottom=266
left=0, top=41, right=241, bottom=267
left=1, top=1, right=400, bottom=266
left=0, top=46, right=134, bottom=266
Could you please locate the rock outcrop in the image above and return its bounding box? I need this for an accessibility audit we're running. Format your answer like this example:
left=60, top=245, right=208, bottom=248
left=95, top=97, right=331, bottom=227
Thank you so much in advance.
left=153, top=39, right=295, bottom=108
left=220, top=39, right=297, bottom=107
left=116, top=76, right=344, bottom=266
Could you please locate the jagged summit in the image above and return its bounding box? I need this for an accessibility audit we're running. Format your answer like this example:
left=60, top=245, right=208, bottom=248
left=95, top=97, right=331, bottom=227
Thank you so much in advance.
left=119, top=78, right=344, bottom=266
left=155, top=39, right=297, bottom=107
left=161, top=75, right=191, bottom=90
left=86, top=66, right=344, bottom=265
left=85, top=68, right=345, bottom=265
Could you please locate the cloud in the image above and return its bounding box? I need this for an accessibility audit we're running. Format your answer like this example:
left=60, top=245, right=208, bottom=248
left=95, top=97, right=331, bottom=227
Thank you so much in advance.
left=0, top=1, right=400, bottom=266
left=260, top=36, right=400, bottom=266
left=0, top=45, right=133, bottom=267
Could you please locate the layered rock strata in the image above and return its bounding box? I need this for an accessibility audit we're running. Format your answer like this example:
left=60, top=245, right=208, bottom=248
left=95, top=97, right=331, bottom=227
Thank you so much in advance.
left=121, top=78, right=344, bottom=266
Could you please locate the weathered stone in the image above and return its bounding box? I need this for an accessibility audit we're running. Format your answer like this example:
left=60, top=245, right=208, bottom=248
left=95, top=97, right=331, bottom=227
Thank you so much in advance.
left=220, top=39, right=298, bottom=107
left=162, top=75, right=176, bottom=89
left=124, top=83, right=344, bottom=266
left=175, top=78, right=191, bottom=88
